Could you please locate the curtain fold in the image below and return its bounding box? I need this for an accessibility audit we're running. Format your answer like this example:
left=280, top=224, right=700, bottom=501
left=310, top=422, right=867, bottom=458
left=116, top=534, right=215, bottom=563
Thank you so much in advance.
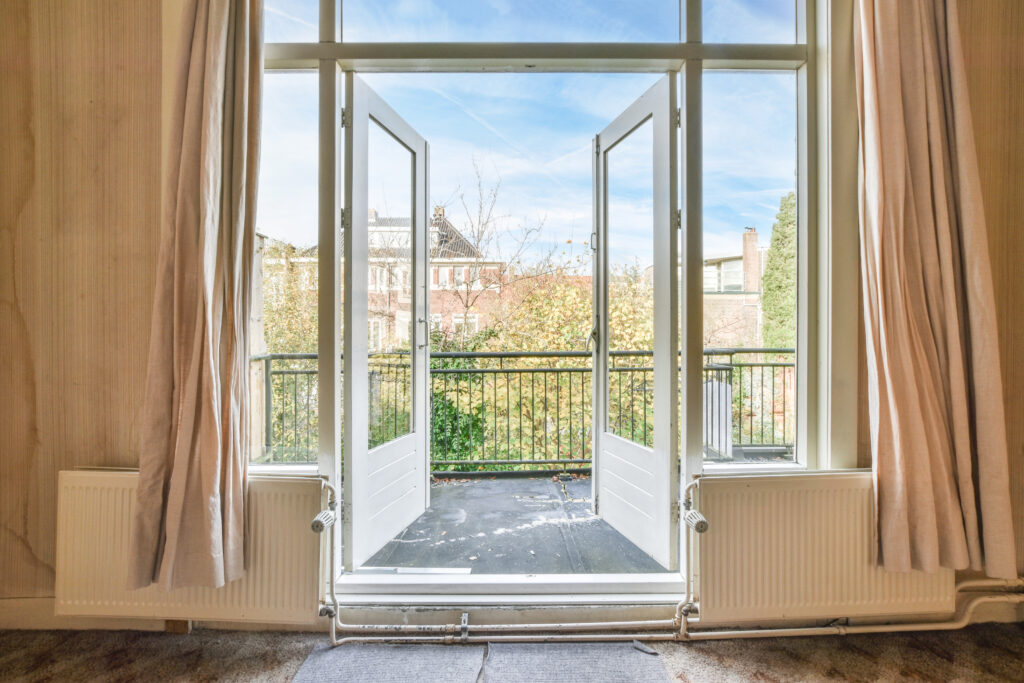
left=854, top=0, right=1016, bottom=579
left=129, top=0, right=262, bottom=591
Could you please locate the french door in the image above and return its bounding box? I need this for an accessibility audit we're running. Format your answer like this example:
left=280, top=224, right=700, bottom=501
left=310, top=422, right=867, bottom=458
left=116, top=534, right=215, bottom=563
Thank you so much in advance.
left=592, top=74, right=679, bottom=570
left=342, top=74, right=430, bottom=571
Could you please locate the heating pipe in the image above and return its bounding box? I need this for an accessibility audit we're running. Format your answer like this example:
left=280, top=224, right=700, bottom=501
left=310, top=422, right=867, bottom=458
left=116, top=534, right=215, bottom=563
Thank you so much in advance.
left=315, top=479, right=1024, bottom=645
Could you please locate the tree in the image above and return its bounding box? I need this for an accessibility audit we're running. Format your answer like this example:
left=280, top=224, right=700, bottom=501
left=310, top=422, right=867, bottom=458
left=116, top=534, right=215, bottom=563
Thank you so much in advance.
left=260, top=238, right=318, bottom=354
left=442, top=159, right=556, bottom=350
left=761, top=191, right=797, bottom=349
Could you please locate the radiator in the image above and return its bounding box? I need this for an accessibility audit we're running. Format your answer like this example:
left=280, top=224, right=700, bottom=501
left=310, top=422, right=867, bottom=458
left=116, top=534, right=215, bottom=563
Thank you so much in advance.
left=56, top=470, right=322, bottom=623
left=696, top=472, right=956, bottom=625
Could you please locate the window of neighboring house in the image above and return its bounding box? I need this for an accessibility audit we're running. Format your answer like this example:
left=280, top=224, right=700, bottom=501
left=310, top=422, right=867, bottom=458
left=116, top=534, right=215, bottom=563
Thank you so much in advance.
left=429, top=314, right=443, bottom=332
left=368, top=318, right=383, bottom=353
left=703, top=264, right=720, bottom=292
left=453, top=313, right=478, bottom=337
left=453, top=266, right=465, bottom=287
left=720, top=259, right=743, bottom=292
left=469, top=266, right=481, bottom=289
left=432, top=266, right=439, bottom=286
left=438, top=265, right=450, bottom=288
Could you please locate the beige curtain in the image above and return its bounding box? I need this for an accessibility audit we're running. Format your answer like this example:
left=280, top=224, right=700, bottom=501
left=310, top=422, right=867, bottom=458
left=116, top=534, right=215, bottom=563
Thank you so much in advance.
left=129, top=0, right=262, bottom=590
left=854, top=0, right=1016, bottom=579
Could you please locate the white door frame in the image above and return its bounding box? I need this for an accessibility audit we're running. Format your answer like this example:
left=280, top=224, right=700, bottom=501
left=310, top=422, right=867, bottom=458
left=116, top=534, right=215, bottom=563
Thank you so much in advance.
left=289, top=0, right=836, bottom=599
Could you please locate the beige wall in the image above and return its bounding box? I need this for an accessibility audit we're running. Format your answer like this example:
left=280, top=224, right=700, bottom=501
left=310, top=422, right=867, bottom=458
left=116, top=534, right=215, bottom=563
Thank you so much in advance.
left=958, top=0, right=1024, bottom=573
left=0, top=0, right=1021, bottom=603
left=0, top=1, right=161, bottom=597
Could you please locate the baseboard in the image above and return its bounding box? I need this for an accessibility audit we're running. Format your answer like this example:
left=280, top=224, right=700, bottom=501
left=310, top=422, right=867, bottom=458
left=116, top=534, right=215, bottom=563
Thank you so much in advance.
left=0, top=598, right=166, bottom=631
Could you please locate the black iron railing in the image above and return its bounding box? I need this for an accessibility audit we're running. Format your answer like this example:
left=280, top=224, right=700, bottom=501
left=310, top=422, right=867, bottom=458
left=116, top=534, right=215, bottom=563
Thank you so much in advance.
left=249, top=348, right=795, bottom=468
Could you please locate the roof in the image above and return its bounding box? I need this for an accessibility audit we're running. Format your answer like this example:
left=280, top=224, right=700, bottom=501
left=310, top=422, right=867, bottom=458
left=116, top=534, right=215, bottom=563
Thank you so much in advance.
left=367, top=212, right=483, bottom=260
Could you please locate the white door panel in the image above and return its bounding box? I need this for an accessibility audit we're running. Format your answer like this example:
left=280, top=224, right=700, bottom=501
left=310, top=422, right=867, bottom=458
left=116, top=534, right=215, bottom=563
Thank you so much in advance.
left=343, top=74, right=430, bottom=571
left=593, top=74, right=679, bottom=571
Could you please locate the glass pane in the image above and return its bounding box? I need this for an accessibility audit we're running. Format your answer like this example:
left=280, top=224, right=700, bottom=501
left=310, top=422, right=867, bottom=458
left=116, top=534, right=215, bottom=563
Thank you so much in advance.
left=367, top=119, right=415, bottom=449
left=264, top=0, right=320, bottom=42
left=252, top=71, right=319, bottom=464
left=703, top=0, right=796, bottom=44
left=703, top=70, right=797, bottom=463
left=605, top=118, right=655, bottom=448
left=344, top=0, right=679, bottom=43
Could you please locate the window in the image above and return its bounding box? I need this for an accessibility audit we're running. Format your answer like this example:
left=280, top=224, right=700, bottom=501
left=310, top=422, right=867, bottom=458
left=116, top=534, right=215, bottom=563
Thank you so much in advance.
left=260, top=0, right=849, bottom=482
left=452, top=313, right=478, bottom=337
left=429, top=313, right=443, bottom=332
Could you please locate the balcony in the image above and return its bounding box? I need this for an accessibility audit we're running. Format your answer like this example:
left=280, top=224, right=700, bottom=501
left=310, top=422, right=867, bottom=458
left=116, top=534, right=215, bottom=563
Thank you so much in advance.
left=248, top=348, right=796, bottom=470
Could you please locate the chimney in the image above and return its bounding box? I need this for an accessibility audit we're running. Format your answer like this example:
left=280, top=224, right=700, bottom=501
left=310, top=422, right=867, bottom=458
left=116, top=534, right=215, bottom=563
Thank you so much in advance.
left=742, top=227, right=759, bottom=292
left=433, top=205, right=445, bottom=219
left=368, top=208, right=378, bottom=224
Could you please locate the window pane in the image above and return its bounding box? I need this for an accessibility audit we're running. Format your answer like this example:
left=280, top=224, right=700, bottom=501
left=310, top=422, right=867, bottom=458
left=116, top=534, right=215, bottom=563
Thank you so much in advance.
left=703, top=71, right=797, bottom=463
left=367, top=120, right=415, bottom=449
left=703, top=0, right=796, bottom=44
left=344, top=0, right=679, bottom=43
left=253, top=71, right=319, bottom=464
left=265, top=0, right=320, bottom=42
left=605, top=118, right=654, bottom=448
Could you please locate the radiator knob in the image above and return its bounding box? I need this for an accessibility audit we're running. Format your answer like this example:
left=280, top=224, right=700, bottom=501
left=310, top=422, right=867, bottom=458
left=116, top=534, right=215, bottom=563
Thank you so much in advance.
left=311, top=510, right=336, bottom=533
left=684, top=509, right=709, bottom=533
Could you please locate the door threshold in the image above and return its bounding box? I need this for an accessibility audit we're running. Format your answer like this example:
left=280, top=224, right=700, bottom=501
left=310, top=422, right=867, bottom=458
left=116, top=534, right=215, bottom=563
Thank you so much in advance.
left=331, top=592, right=685, bottom=607
left=335, top=572, right=685, bottom=598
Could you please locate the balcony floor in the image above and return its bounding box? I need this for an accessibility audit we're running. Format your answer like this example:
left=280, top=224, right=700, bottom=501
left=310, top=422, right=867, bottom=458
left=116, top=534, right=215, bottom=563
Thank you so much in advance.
left=364, top=475, right=665, bottom=574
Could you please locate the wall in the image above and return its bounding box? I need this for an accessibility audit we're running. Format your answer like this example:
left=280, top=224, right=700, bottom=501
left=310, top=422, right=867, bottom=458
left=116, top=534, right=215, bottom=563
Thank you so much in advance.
left=0, top=0, right=1020, bottom=606
left=957, top=0, right=1024, bottom=574
left=0, top=1, right=161, bottom=598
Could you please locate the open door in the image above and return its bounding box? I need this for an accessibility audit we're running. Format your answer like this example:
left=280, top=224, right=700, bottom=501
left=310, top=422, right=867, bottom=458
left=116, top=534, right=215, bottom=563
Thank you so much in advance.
left=592, top=74, right=679, bottom=570
left=342, top=74, right=430, bottom=571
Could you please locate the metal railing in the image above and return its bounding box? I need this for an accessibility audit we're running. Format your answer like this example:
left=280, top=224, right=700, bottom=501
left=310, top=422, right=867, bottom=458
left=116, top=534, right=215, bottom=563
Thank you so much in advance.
left=249, top=348, right=795, bottom=469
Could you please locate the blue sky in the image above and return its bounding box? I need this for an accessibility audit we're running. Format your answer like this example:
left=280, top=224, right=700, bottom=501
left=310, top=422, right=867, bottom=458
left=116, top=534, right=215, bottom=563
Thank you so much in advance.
left=257, top=1, right=797, bottom=264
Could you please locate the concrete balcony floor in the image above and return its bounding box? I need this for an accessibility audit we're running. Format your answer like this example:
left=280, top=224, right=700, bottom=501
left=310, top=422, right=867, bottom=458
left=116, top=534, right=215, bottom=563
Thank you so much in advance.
left=364, top=475, right=665, bottom=574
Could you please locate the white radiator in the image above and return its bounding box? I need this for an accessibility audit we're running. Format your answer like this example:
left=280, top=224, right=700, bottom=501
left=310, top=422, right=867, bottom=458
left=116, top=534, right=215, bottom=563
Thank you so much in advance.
left=696, top=472, right=955, bottom=625
left=56, top=470, right=322, bottom=623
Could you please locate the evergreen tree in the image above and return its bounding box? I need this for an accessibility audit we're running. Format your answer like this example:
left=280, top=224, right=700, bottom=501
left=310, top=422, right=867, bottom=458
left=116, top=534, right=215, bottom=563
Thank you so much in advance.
left=761, top=191, right=797, bottom=349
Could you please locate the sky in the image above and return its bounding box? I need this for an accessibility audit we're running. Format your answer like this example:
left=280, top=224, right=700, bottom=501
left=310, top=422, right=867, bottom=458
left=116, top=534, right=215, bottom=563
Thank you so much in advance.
left=257, top=1, right=798, bottom=264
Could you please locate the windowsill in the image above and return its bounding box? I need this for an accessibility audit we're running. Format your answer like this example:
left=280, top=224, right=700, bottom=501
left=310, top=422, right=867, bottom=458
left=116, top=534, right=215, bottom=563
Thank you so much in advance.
left=700, top=463, right=869, bottom=477
left=248, top=463, right=320, bottom=477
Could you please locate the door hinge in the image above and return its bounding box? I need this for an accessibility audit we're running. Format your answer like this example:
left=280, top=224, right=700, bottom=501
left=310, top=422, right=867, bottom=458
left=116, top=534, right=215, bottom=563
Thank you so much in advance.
left=672, top=209, right=682, bottom=231
left=674, top=108, right=681, bottom=128
left=671, top=500, right=681, bottom=524
left=339, top=207, right=349, bottom=231
left=340, top=107, right=351, bottom=128
left=594, top=138, right=601, bottom=155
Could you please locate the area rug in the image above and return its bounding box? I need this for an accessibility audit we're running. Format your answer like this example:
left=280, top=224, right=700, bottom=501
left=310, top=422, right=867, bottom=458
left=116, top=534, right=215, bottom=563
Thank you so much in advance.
left=293, top=643, right=486, bottom=682
left=292, top=640, right=671, bottom=683
left=481, top=641, right=671, bottom=683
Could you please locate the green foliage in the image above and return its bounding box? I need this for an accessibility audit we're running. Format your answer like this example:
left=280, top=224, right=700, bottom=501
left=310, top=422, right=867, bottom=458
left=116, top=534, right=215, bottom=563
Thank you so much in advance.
left=261, top=240, right=318, bottom=354
left=429, top=391, right=486, bottom=471
left=761, top=191, right=797, bottom=349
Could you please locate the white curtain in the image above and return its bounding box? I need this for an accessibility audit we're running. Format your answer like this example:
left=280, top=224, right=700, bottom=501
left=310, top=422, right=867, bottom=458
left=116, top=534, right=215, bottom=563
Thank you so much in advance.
left=854, top=0, right=1016, bottom=578
left=129, top=0, right=262, bottom=590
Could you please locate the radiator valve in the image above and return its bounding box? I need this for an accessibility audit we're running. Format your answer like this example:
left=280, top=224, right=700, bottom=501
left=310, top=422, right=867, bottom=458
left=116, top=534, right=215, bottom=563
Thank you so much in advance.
left=683, top=509, right=709, bottom=533
left=311, top=509, right=336, bottom=533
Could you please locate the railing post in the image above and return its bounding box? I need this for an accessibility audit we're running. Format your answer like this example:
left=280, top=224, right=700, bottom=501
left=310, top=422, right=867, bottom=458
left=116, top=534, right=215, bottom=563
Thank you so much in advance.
left=264, top=357, right=273, bottom=460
